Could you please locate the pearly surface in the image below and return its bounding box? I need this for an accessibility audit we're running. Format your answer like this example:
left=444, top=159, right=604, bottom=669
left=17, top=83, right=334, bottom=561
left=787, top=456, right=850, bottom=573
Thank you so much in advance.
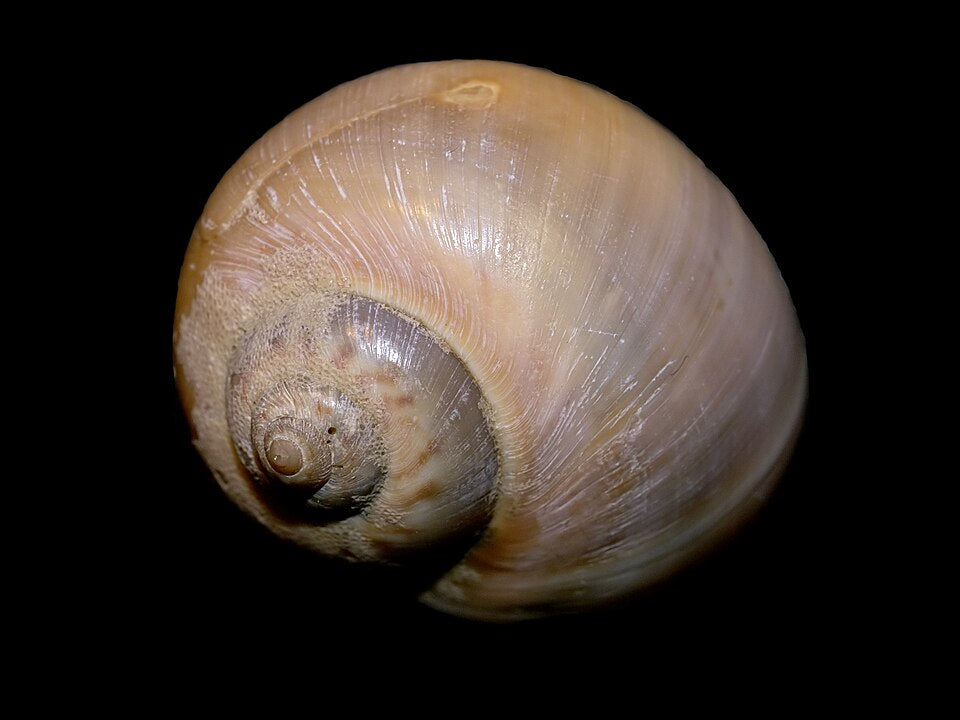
left=174, top=61, right=806, bottom=620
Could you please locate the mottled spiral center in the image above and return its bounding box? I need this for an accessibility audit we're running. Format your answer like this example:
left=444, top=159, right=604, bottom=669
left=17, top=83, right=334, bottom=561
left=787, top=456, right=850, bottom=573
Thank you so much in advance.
left=224, top=295, right=499, bottom=540
left=242, top=378, right=386, bottom=515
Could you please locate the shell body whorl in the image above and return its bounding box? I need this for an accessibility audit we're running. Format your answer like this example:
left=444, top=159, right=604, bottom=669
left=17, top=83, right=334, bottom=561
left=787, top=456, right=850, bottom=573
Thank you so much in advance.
left=174, top=60, right=807, bottom=620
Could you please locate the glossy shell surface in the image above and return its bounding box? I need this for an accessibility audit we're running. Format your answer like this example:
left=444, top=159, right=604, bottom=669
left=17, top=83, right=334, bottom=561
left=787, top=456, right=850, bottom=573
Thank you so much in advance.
left=174, top=61, right=807, bottom=620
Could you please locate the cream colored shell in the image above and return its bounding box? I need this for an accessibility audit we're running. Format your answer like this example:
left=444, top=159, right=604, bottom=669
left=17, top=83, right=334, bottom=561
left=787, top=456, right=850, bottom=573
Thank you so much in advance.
left=174, top=60, right=806, bottom=620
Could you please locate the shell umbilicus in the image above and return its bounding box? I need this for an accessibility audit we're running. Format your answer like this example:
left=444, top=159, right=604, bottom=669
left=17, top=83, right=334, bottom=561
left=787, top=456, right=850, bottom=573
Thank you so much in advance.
left=174, top=60, right=806, bottom=620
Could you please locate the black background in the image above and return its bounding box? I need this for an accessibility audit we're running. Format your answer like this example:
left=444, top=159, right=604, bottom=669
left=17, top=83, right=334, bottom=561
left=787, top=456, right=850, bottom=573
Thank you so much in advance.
left=87, top=25, right=870, bottom=667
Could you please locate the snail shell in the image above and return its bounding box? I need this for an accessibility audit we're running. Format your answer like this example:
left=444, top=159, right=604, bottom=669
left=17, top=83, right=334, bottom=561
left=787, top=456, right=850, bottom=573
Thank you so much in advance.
left=174, top=60, right=806, bottom=620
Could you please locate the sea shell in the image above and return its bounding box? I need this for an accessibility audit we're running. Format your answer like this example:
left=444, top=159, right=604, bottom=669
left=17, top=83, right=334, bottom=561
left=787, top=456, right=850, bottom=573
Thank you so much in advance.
left=174, top=60, right=806, bottom=620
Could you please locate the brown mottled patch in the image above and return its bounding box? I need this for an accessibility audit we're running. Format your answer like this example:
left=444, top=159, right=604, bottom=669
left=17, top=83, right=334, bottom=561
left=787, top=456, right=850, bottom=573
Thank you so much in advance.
left=462, top=514, right=543, bottom=572
left=411, top=478, right=438, bottom=503
left=386, top=393, right=415, bottom=407
left=412, top=441, right=440, bottom=473
left=332, top=341, right=356, bottom=367
left=493, top=512, right=541, bottom=551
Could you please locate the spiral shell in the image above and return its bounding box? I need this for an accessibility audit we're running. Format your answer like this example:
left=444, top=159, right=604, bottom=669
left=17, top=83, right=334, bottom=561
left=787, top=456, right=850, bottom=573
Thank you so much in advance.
left=174, top=60, right=806, bottom=620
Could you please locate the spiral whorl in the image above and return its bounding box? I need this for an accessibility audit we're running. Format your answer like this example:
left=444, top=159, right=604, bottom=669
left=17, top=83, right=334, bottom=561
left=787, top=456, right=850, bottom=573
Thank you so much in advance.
left=221, top=292, right=500, bottom=558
